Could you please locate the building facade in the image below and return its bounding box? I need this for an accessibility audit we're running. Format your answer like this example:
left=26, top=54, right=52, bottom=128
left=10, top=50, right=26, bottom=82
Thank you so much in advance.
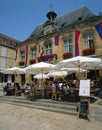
left=16, top=6, right=102, bottom=82
left=0, top=33, right=20, bottom=83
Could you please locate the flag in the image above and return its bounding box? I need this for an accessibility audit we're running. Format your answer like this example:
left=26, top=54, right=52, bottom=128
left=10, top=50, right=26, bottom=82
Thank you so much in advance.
left=75, top=30, right=80, bottom=56
left=40, top=47, right=44, bottom=57
left=95, top=22, right=102, bottom=38
left=54, top=35, right=59, bottom=46
left=15, top=48, right=18, bottom=60
left=24, top=46, right=28, bottom=66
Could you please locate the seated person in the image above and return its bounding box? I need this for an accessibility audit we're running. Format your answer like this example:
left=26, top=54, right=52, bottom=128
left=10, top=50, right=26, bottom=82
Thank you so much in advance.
left=62, top=83, right=69, bottom=100
left=24, top=83, right=31, bottom=96
left=3, top=83, right=9, bottom=95
left=15, top=83, right=22, bottom=96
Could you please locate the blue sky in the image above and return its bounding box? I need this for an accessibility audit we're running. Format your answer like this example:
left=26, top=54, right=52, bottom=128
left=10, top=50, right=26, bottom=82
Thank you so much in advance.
left=0, top=0, right=102, bottom=42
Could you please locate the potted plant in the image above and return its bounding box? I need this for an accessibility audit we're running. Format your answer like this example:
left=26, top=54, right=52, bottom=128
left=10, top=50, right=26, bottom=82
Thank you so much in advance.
left=83, top=48, right=95, bottom=56
left=37, top=54, right=57, bottom=62
left=19, top=61, right=25, bottom=66
left=63, top=52, right=73, bottom=59
left=29, top=59, right=36, bottom=64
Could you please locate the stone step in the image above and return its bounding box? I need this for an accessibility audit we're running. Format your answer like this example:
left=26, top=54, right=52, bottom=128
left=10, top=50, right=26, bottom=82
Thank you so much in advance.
left=0, top=97, right=76, bottom=111
left=0, top=96, right=78, bottom=116
left=0, top=95, right=79, bottom=106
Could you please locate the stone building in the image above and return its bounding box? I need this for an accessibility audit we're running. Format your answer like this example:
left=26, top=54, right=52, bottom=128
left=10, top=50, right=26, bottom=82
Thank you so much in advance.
left=0, top=33, right=20, bottom=82
left=16, top=6, right=102, bottom=82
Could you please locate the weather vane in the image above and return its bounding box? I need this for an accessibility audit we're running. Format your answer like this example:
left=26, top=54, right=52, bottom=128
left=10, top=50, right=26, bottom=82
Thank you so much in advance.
left=50, top=4, right=53, bottom=11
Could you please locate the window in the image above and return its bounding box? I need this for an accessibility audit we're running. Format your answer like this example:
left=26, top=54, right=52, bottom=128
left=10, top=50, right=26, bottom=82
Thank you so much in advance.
left=0, top=47, right=6, bottom=68
left=83, top=33, right=94, bottom=49
left=0, top=58, right=6, bottom=68
left=31, top=48, right=36, bottom=59
left=1, top=47, right=7, bottom=57
left=63, top=39, right=72, bottom=52
left=45, top=25, right=50, bottom=34
left=20, top=51, right=25, bottom=61
left=45, top=43, right=52, bottom=55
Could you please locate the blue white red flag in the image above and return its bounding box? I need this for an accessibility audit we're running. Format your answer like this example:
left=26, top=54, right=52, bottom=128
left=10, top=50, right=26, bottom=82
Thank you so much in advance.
left=15, top=48, right=18, bottom=60
left=40, top=48, right=44, bottom=57
left=95, top=22, right=102, bottom=38
left=54, top=35, right=59, bottom=46
left=75, top=30, right=80, bottom=56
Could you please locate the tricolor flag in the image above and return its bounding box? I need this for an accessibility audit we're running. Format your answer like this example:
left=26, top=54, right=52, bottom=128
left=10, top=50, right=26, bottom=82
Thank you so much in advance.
left=95, top=22, right=102, bottom=38
left=15, top=48, right=18, bottom=60
left=40, top=47, right=44, bottom=57
left=24, top=46, right=28, bottom=66
left=54, top=35, right=59, bottom=46
left=75, top=30, right=80, bottom=56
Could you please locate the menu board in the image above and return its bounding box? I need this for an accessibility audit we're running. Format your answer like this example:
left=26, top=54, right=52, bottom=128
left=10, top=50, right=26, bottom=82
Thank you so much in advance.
left=79, top=80, right=90, bottom=97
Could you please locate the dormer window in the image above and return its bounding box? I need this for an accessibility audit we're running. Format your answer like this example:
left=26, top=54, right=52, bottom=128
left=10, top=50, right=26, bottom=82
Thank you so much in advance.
left=78, top=17, right=82, bottom=22
left=61, top=22, right=66, bottom=28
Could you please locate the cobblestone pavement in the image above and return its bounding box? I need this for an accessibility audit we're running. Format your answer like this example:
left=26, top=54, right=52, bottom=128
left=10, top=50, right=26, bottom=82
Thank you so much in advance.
left=0, top=102, right=102, bottom=130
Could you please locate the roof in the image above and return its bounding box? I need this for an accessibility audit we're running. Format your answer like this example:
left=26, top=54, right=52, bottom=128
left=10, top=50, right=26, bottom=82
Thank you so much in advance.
left=0, top=33, right=20, bottom=43
left=25, top=6, right=95, bottom=41
left=0, top=33, right=20, bottom=47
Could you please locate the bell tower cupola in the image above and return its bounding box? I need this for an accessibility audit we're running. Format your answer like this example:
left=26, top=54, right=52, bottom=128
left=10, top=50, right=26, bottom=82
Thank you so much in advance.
left=46, top=11, right=57, bottom=21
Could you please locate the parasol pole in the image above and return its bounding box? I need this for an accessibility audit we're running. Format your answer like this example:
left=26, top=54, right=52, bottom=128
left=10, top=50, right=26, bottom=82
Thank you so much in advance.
left=41, top=69, right=44, bottom=98
left=94, top=66, right=97, bottom=80
left=85, top=65, right=88, bottom=79
left=14, top=71, right=17, bottom=95
left=78, top=60, right=81, bottom=80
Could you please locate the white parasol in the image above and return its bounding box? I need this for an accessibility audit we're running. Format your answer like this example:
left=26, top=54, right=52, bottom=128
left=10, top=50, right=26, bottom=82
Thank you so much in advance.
left=33, top=73, right=49, bottom=79
left=2, top=67, right=25, bottom=74
left=25, top=62, right=56, bottom=74
left=56, top=56, right=102, bottom=79
left=56, top=56, right=102, bottom=69
left=25, top=62, right=56, bottom=98
left=47, top=71, right=68, bottom=77
left=61, top=67, right=87, bottom=73
left=2, top=67, right=25, bottom=94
